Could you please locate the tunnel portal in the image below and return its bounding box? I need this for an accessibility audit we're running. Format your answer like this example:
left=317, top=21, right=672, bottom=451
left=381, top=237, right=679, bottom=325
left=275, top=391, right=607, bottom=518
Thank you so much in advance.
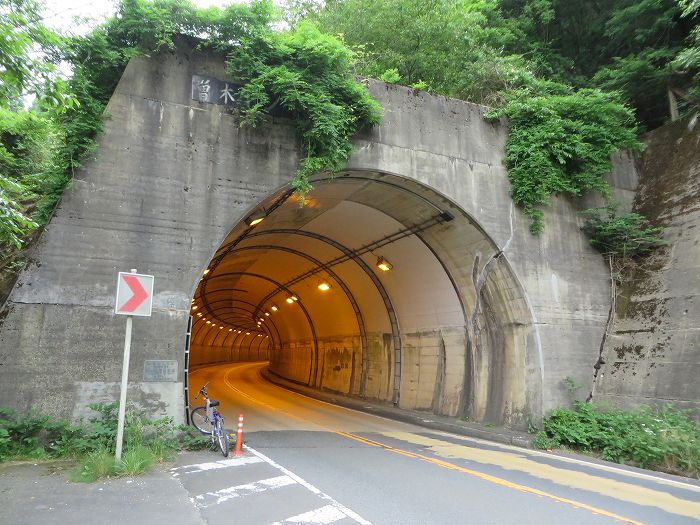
left=188, top=171, right=532, bottom=426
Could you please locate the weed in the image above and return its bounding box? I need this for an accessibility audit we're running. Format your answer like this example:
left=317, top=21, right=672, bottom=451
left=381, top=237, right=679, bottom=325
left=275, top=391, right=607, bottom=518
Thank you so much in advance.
left=70, top=448, right=117, bottom=483
left=533, top=401, right=700, bottom=478
left=116, top=445, right=154, bottom=476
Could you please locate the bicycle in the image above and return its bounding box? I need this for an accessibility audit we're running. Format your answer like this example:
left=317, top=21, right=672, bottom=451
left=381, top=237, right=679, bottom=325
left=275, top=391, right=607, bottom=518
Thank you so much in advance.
left=190, top=381, right=230, bottom=457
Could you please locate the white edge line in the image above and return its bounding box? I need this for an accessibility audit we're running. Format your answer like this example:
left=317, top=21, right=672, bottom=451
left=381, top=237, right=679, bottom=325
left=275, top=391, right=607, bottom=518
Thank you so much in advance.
left=245, top=445, right=372, bottom=525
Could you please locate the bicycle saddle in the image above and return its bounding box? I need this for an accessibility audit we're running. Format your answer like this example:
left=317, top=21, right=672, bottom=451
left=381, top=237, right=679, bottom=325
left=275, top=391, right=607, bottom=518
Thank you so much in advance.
left=209, top=399, right=220, bottom=407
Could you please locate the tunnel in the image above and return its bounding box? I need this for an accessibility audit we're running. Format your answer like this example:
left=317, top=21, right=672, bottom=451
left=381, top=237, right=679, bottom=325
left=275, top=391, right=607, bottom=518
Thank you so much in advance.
left=186, top=170, right=535, bottom=427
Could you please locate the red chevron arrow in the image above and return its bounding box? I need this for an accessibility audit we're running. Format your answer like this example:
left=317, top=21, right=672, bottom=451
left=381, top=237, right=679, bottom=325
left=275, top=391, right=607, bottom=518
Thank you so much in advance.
left=120, top=274, right=149, bottom=313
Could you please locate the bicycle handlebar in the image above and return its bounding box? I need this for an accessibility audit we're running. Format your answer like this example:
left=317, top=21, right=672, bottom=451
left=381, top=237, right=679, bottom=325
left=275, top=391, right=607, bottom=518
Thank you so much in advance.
left=194, top=381, right=210, bottom=400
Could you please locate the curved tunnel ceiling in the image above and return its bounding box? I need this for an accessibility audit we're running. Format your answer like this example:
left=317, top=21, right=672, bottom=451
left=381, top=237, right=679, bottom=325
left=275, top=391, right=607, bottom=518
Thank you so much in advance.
left=192, top=171, right=466, bottom=347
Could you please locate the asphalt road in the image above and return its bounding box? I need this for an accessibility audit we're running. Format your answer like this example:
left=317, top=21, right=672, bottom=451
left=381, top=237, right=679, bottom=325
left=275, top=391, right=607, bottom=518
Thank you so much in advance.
left=186, top=362, right=700, bottom=525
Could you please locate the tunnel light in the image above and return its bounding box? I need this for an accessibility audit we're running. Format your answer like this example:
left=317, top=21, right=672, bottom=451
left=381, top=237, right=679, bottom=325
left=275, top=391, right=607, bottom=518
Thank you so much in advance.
left=286, top=297, right=294, bottom=304
left=219, top=326, right=223, bottom=329
left=212, top=324, right=216, bottom=328
left=376, top=257, right=393, bottom=272
left=265, top=312, right=270, bottom=316
left=317, top=281, right=331, bottom=291
left=270, top=304, right=278, bottom=312
left=245, top=211, right=266, bottom=227
left=197, top=313, right=202, bottom=317
left=206, top=321, right=211, bottom=324
left=191, top=305, right=198, bottom=310
left=259, top=317, right=265, bottom=322
left=229, top=328, right=233, bottom=332
left=245, top=332, right=250, bottom=335
left=203, top=269, right=210, bottom=275
left=238, top=330, right=242, bottom=333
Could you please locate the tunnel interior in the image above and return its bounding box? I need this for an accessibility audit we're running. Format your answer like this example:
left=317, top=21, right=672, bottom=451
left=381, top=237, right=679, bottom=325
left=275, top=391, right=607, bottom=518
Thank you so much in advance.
left=187, top=171, right=535, bottom=426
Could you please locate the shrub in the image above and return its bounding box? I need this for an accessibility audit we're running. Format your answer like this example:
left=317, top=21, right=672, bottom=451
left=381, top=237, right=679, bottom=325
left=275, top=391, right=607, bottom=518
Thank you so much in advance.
left=534, top=401, right=700, bottom=478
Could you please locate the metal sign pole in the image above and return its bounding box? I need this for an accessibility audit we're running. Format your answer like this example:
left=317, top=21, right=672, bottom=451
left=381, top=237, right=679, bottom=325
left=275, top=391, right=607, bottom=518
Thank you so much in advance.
left=115, top=269, right=137, bottom=461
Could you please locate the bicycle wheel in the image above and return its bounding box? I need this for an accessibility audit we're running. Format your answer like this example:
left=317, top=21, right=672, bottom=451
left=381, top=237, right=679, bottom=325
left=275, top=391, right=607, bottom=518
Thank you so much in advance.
left=216, top=417, right=230, bottom=457
left=190, top=406, right=211, bottom=434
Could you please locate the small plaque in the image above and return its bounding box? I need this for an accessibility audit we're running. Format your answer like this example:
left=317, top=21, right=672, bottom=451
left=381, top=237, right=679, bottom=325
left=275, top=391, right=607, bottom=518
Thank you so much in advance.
left=191, top=74, right=240, bottom=106
left=143, top=360, right=178, bottom=382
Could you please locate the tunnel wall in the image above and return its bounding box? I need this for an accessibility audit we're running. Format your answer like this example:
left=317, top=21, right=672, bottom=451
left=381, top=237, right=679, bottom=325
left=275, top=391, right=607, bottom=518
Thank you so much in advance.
left=0, top=38, right=635, bottom=425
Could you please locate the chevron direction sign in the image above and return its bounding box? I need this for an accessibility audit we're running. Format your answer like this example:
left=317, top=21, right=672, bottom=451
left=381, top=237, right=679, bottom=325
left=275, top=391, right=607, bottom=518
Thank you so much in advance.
left=115, top=272, right=154, bottom=317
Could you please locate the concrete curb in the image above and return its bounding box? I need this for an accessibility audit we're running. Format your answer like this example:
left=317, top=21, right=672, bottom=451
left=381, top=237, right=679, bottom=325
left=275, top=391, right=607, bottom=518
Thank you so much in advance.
left=260, top=368, right=534, bottom=449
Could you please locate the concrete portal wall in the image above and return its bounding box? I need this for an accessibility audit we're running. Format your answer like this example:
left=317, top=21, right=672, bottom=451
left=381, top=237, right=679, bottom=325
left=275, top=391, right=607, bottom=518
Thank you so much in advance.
left=0, top=40, right=298, bottom=421
left=0, top=38, right=637, bottom=425
left=594, top=117, right=700, bottom=413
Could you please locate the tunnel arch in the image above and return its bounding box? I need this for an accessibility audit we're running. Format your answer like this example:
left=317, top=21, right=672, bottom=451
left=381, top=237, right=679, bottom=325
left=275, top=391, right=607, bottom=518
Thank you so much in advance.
left=187, top=170, right=539, bottom=427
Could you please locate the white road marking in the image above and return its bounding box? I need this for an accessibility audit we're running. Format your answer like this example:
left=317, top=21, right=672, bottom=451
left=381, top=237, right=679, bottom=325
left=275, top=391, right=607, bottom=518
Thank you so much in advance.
left=194, top=475, right=296, bottom=507
left=246, top=445, right=372, bottom=525
left=272, top=504, right=347, bottom=524
left=170, top=455, right=263, bottom=475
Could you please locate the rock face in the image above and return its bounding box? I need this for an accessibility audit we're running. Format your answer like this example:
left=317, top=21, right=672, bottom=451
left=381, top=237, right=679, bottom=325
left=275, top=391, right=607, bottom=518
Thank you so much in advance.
left=593, top=115, right=700, bottom=413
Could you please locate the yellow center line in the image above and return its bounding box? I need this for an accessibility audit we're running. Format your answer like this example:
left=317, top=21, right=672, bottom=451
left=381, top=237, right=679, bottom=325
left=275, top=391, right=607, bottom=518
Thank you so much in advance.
left=336, top=432, right=645, bottom=525
left=216, top=364, right=645, bottom=525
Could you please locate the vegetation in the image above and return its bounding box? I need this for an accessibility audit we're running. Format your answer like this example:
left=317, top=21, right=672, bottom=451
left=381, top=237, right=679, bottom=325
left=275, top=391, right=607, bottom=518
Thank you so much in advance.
left=297, top=0, right=699, bottom=232
left=532, top=401, right=700, bottom=478
left=582, top=204, right=665, bottom=258
left=1, top=0, right=694, bottom=275
left=0, top=403, right=209, bottom=482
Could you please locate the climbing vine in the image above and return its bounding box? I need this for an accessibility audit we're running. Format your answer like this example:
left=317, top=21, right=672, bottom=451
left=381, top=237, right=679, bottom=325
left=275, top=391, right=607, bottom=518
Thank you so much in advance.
left=226, top=21, right=382, bottom=196
left=485, top=81, right=642, bottom=233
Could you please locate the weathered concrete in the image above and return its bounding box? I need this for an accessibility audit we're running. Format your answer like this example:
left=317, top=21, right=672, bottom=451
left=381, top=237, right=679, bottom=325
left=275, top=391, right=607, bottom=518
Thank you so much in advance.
left=0, top=37, right=643, bottom=427
left=593, top=115, right=700, bottom=413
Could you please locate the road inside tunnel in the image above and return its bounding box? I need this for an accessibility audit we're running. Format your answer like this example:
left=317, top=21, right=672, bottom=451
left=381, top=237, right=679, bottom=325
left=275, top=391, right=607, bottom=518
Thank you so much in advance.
left=179, top=362, right=700, bottom=525
left=188, top=361, right=417, bottom=433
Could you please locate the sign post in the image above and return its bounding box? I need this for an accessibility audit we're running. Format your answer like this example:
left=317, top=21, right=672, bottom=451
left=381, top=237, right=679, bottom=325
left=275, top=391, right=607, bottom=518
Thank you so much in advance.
left=114, top=269, right=154, bottom=460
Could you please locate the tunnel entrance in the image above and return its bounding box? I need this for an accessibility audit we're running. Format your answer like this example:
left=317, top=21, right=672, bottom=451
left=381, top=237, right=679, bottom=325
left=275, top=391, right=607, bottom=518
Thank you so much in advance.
left=186, top=171, right=535, bottom=427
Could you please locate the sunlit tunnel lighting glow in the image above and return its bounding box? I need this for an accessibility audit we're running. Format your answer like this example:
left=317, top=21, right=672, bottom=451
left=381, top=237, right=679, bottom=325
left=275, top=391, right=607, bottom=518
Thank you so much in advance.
left=270, top=304, right=278, bottom=312
left=265, top=312, right=270, bottom=316
left=376, top=257, right=393, bottom=272
left=203, top=269, right=210, bottom=275
left=286, top=297, right=294, bottom=304
left=245, top=210, right=266, bottom=227
left=245, top=332, right=250, bottom=335
left=191, top=305, right=198, bottom=310
left=206, top=321, right=211, bottom=324
left=317, top=281, right=330, bottom=291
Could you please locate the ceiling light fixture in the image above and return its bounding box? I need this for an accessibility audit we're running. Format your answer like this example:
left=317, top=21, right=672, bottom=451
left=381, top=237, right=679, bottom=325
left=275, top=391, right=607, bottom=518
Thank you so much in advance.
left=286, top=297, right=294, bottom=304
left=317, top=281, right=331, bottom=291
left=376, top=257, right=393, bottom=272
left=265, top=312, right=270, bottom=316
left=245, top=210, right=266, bottom=227
left=203, top=269, right=210, bottom=275
left=191, top=305, right=198, bottom=310
left=245, top=332, right=250, bottom=335
left=270, top=304, right=278, bottom=312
